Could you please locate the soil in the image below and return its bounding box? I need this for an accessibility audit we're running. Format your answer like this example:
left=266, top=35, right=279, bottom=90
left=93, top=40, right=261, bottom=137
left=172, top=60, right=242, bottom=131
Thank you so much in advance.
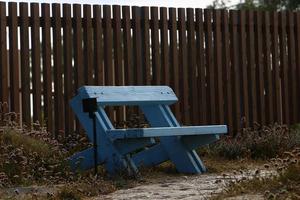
left=91, top=168, right=275, bottom=200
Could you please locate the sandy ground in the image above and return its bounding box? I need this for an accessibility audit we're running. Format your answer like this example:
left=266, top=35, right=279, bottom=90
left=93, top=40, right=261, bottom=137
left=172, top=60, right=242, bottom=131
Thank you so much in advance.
left=0, top=168, right=276, bottom=200
left=93, top=169, right=276, bottom=200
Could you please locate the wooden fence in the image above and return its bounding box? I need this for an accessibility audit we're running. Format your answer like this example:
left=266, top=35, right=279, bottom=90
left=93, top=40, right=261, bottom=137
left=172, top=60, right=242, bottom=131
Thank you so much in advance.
left=0, top=2, right=300, bottom=136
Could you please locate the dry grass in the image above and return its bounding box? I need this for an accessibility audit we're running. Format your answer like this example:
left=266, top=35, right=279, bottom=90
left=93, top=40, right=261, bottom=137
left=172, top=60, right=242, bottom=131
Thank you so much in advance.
left=212, top=148, right=300, bottom=200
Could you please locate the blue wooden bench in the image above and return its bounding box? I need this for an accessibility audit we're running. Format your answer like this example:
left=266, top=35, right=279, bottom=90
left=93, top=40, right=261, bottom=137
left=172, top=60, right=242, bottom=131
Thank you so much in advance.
left=68, top=86, right=227, bottom=175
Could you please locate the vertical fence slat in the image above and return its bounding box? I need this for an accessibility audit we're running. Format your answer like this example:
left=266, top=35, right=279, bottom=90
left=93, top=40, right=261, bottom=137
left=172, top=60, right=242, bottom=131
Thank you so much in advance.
left=31, top=3, right=42, bottom=123
left=103, top=5, right=113, bottom=85
left=113, top=5, right=124, bottom=123
left=132, top=6, right=143, bottom=85
left=287, top=11, right=297, bottom=124
left=42, top=3, right=53, bottom=133
left=169, top=8, right=180, bottom=121
left=103, top=5, right=114, bottom=119
left=93, top=5, right=104, bottom=86
left=160, top=7, right=169, bottom=86
left=295, top=12, right=300, bottom=122
left=214, top=9, right=225, bottom=125
left=255, top=11, right=266, bottom=125
left=279, top=11, right=290, bottom=125
left=122, top=6, right=134, bottom=119
left=271, top=11, right=282, bottom=124
left=221, top=10, right=233, bottom=132
left=151, top=7, right=161, bottom=85
left=0, top=2, right=8, bottom=104
left=63, top=4, right=74, bottom=134
left=238, top=10, right=249, bottom=127
left=9, top=2, right=20, bottom=114
left=247, top=10, right=258, bottom=126
left=187, top=8, right=198, bottom=125
left=196, top=9, right=207, bottom=125
left=83, top=4, right=94, bottom=85
left=73, top=4, right=84, bottom=90
left=123, top=6, right=133, bottom=86
left=178, top=8, right=190, bottom=125
left=263, top=11, right=274, bottom=124
left=141, top=7, right=151, bottom=85
left=52, top=4, right=64, bottom=135
left=230, top=10, right=241, bottom=132
left=204, top=9, right=215, bottom=124
left=73, top=4, right=84, bottom=133
left=20, top=3, right=31, bottom=126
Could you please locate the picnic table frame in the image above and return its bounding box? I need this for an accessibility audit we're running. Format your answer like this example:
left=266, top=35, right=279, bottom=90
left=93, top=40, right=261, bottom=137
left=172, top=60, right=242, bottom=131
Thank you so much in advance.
left=68, top=86, right=227, bottom=175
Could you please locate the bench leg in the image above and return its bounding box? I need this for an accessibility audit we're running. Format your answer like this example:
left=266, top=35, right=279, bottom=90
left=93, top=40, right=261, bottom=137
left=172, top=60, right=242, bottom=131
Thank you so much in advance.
left=69, top=95, right=139, bottom=176
left=68, top=147, right=104, bottom=171
left=132, top=143, right=168, bottom=167
left=139, top=105, right=206, bottom=173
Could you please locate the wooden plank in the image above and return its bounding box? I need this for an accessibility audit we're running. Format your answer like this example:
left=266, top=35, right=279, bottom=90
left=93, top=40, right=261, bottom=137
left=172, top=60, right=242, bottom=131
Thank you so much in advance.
left=113, top=5, right=124, bottom=122
left=73, top=4, right=84, bottom=90
left=19, top=3, right=31, bottom=126
left=196, top=9, right=207, bottom=125
left=8, top=2, right=20, bottom=113
left=52, top=4, right=64, bottom=135
left=63, top=4, right=74, bottom=134
left=246, top=10, right=258, bottom=126
left=0, top=2, right=8, bottom=104
left=151, top=7, right=161, bottom=85
left=187, top=8, right=198, bottom=125
left=178, top=8, right=190, bottom=125
left=271, top=11, right=282, bottom=124
left=169, top=8, right=180, bottom=120
left=263, top=11, right=274, bottom=124
left=204, top=9, right=215, bottom=124
left=238, top=10, right=249, bottom=127
left=93, top=5, right=104, bottom=86
left=254, top=11, right=266, bottom=125
left=122, top=6, right=133, bottom=119
left=221, top=10, right=233, bottom=132
left=108, top=125, right=227, bottom=140
left=141, top=7, right=151, bottom=85
left=295, top=12, right=300, bottom=122
left=122, top=6, right=133, bottom=86
left=279, top=11, right=290, bottom=124
left=73, top=4, right=84, bottom=133
left=103, top=5, right=114, bottom=119
left=229, top=10, right=241, bottom=132
left=31, top=3, right=41, bottom=123
left=83, top=4, right=94, bottom=85
left=79, top=86, right=178, bottom=106
left=214, top=9, right=225, bottom=125
left=287, top=11, right=297, bottom=124
left=160, top=7, right=169, bottom=86
left=42, top=3, right=53, bottom=133
left=132, top=6, right=143, bottom=85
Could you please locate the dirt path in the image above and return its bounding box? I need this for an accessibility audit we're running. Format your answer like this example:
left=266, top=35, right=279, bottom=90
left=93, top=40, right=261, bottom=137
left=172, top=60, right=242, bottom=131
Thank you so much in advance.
left=92, top=169, right=276, bottom=200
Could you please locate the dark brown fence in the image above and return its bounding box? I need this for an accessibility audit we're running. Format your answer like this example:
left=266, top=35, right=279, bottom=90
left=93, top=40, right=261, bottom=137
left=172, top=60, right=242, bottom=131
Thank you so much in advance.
left=0, top=2, right=300, bottom=136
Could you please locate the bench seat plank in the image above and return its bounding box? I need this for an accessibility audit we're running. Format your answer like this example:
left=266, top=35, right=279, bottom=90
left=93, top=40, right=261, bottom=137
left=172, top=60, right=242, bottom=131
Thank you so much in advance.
left=107, top=125, right=227, bottom=140
left=77, top=86, right=178, bottom=106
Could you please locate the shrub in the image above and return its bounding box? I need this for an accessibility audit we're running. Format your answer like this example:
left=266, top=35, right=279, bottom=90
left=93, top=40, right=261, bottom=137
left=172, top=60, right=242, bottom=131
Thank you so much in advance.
left=206, top=123, right=300, bottom=160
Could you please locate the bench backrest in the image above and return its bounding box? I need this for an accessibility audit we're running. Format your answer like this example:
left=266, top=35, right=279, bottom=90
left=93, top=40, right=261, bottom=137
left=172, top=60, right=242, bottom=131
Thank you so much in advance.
left=77, top=86, right=178, bottom=106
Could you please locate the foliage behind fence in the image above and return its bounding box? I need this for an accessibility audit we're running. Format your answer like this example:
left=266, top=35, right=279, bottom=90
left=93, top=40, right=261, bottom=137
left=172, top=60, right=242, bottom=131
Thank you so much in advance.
left=0, top=1, right=300, bottom=136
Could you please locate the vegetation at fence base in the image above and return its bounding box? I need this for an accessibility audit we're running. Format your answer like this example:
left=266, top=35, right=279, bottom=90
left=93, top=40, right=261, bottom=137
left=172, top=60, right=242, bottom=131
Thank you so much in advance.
left=204, top=123, right=300, bottom=160
left=0, top=102, right=132, bottom=199
left=212, top=148, right=300, bottom=200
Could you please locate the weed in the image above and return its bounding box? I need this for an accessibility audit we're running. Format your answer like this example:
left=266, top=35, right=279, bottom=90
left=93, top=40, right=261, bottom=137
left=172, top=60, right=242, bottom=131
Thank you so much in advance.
left=212, top=148, right=300, bottom=199
left=206, top=123, right=300, bottom=160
